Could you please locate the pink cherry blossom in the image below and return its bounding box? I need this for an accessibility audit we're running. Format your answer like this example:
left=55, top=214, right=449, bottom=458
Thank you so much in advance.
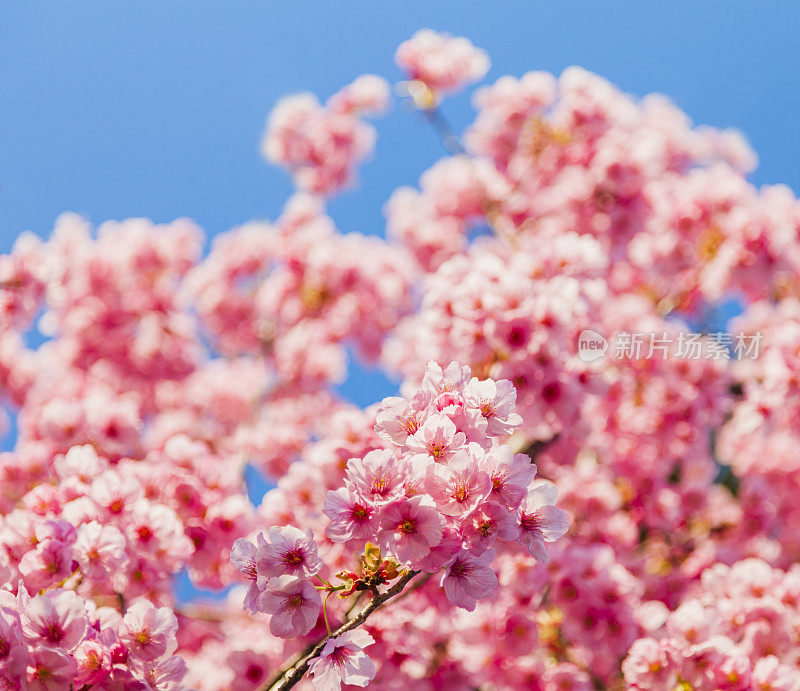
left=395, top=30, right=489, bottom=95
left=460, top=502, right=519, bottom=554
left=405, top=413, right=466, bottom=463
left=324, top=487, right=379, bottom=542
left=118, top=599, right=178, bottom=662
left=257, top=525, right=322, bottom=579
left=344, top=449, right=406, bottom=505
left=378, top=495, right=445, bottom=564
left=440, top=549, right=499, bottom=611
left=517, top=482, right=570, bottom=563
left=308, top=629, right=376, bottom=691
left=20, top=589, right=88, bottom=652
left=464, top=377, right=523, bottom=436
left=258, top=575, right=321, bottom=638
left=230, top=535, right=266, bottom=613
left=481, top=445, right=538, bottom=511
left=425, top=447, right=492, bottom=516
left=73, top=521, right=126, bottom=580
left=24, top=647, right=77, bottom=691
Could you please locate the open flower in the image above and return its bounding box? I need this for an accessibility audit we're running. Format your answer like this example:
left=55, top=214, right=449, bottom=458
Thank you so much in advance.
left=73, top=521, right=126, bottom=581
left=440, top=548, right=498, bottom=611
left=406, top=413, right=466, bottom=463
left=118, top=600, right=178, bottom=662
left=426, top=448, right=491, bottom=516
left=258, top=575, right=321, bottom=638
left=24, top=648, right=77, bottom=691
left=517, top=482, right=570, bottom=563
left=20, top=589, right=88, bottom=652
left=345, top=449, right=406, bottom=505
left=257, top=526, right=322, bottom=579
left=324, top=487, right=379, bottom=542
left=460, top=502, right=519, bottom=554
left=378, top=495, right=444, bottom=564
left=308, top=629, right=376, bottom=691
left=230, top=535, right=268, bottom=613
left=480, top=445, right=537, bottom=511
left=464, top=377, right=523, bottom=436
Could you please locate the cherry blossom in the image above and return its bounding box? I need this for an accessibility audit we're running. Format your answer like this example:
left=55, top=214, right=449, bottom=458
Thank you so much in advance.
left=0, top=24, right=798, bottom=691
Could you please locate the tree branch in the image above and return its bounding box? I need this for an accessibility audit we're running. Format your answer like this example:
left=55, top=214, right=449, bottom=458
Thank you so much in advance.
left=261, top=569, right=422, bottom=691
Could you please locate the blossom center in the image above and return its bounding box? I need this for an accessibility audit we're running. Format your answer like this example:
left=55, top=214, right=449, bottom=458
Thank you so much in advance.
left=427, top=441, right=446, bottom=460
left=283, top=549, right=304, bottom=566
left=401, top=414, right=420, bottom=435
left=491, top=472, right=507, bottom=492
left=450, top=560, right=472, bottom=578
left=45, top=623, right=64, bottom=643
left=372, top=471, right=389, bottom=495
left=453, top=483, right=470, bottom=503
left=400, top=518, right=417, bottom=535
left=520, top=512, right=542, bottom=533
left=287, top=594, right=306, bottom=609
left=329, top=645, right=353, bottom=667
left=352, top=504, right=370, bottom=521
left=245, top=664, right=264, bottom=682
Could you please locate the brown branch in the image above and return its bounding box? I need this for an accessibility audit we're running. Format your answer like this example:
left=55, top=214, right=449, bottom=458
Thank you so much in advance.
left=261, top=569, right=421, bottom=691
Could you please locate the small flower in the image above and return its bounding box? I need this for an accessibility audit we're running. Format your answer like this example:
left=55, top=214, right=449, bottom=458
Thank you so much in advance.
left=24, top=647, right=77, bottom=691
left=130, top=654, right=188, bottom=691
left=460, top=502, right=520, bottom=554
left=118, top=599, right=178, bottom=662
left=345, top=449, right=405, bottom=505
left=18, top=540, right=73, bottom=592
left=378, top=495, right=444, bottom=564
left=517, top=482, right=569, bottom=563
left=464, top=377, right=523, bottom=436
left=20, top=589, right=88, bottom=652
left=480, top=445, right=537, bottom=511
left=73, top=521, right=126, bottom=581
left=258, top=575, right=321, bottom=638
left=374, top=392, right=432, bottom=446
left=440, top=548, right=498, bottom=611
left=421, top=361, right=471, bottom=395
left=308, top=629, right=376, bottom=691
left=425, top=448, right=491, bottom=516
left=406, top=413, right=466, bottom=463
left=74, top=638, right=113, bottom=686
left=324, top=487, right=379, bottom=542
left=257, top=526, right=323, bottom=579
left=230, top=535, right=268, bottom=613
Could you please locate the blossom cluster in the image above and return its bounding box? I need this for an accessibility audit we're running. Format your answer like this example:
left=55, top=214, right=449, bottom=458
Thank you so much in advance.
left=0, top=586, right=186, bottom=690
left=230, top=363, right=569, bottom=688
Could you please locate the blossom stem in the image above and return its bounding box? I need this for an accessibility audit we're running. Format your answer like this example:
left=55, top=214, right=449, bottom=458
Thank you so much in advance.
left=260, top=569, right=421, bottom=691
left=321, top=590, right=333, bottom=635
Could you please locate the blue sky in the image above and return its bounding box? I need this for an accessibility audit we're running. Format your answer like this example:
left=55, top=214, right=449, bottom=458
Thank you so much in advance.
left=2, top=0, right=798, bottom=600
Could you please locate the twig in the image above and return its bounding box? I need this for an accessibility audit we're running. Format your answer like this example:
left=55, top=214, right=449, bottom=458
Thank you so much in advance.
left=261, top=569, right=420, bottom=691
left=421, top=107, right=466, bottom=155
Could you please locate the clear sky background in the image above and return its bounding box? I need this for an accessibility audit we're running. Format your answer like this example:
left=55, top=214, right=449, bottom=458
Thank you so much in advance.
left=2, top=0, right=799, bottom=599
